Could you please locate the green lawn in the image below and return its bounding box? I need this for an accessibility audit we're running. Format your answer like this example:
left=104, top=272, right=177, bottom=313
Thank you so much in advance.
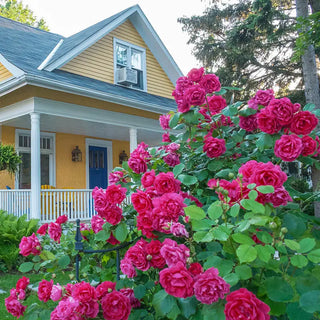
left=0, top=271, right=72, bottom=319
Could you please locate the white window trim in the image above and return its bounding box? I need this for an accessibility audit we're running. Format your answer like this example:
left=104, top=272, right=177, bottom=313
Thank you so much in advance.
left=15, top=129, right=56, bottom=189
left=113, top=37, right=147, bottom=92
left=85, top=138, right=113, bottom=189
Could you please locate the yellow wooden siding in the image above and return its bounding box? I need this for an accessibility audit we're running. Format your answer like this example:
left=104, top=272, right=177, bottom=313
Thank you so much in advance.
left=0, top=126, right=15, bottom=189
left=60, top=20, right=175, bottom=99
left=0, top=63, right=13, bottom=82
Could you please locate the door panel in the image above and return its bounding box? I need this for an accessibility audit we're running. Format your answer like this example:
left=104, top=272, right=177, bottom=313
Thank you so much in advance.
left=89, top=146, right=108, bottom=189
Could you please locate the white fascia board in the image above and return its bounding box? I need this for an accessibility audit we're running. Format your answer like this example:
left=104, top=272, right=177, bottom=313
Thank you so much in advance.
left=38, top=39, right=64, bottom=70
left=0, top=76, right=27, bottom=100
left=0, top=53, right=25, bottom=78
left=33, top=97, right=163, bottom=133
left=130, top=8, right=183, bottom=84
left=24, top=74, right=175, bottom=114
left=44, top=6, right=139, bottom=72
left=0, top=98, right=35, bottom=122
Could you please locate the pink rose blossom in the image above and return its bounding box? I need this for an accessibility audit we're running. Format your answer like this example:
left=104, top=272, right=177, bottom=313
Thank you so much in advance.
left=19, top=233, right=42, bottom=256
left=175, top=76, right=193, bottom=93
left=163, top=152, right=180, bottom=167
left=239, top=160, right=258, bottom=182
left=203, top=136, right=226, bottom=158
left=160, top=238, right=190, bottom=267
left=92, top=187, right=108, bottom=213
left=159, top=262, right=194, bottom=298
left=301, top=135, right=317, bottom=156
left=254, top=89, right=274, bottom=106
left=170, top=222, right=189, bottom=237
left=128, top=155, right=148, bottom=174
left=274, top=134, right=303, bottom=162
left=239, top=114, right=258, bottom=131
left=56, top=214, right=68, bottom=225
left=187, top=67, right=205, bottom=82
left=199, top=73, right=221, bottom=93
left=224, top=288, right=270, bottom=320
left=194, top=267, right=230, bottom=304
left=141, top=170, right=156, bottom=188
left=162, top=132, right=171, bottom=142
left=72, top=282, right=96, bottom=302
left=207, top=95, right=227, bottom=115
left=16, top=277, right=29, bottom=291
left=120, top=258, right=137, bottom=278
left=183, top=84, right=206, bottom=107
left=96, top=281, right=116, bottom=300
left=99, top=204, right=122, bottom=225
left=145, top=240, right=166, bottom=269
left=159, top=114, right=171, bottom=130
left=257, top=108, right=282, bottom=134
left=290, top=111, right=318, bottom=135
left=55, top=297, right=79, bottom=319
left=268, top=97, right=295, bottom=126
left=154, top=172, right=181, bottom=195
left=37, top=223, right=48, bottom=235
left=91, top=215, right=104, bottom=233
left=48, top=222, right=62, bottom=243
left=266, top=187, right=293, bottom=207
left=105, top=184, right=127, bottom=204
left=125, top=239, right=150, bottom=271
left=119, top=288, right=141, bottom=308
left=50, top=284, right=62, bottom=301
left=5, top=296, right=26, bottom=318
left=131, top=190, right=153, bottom=214
left=109, top=171, right=124, bottom=184
left=101, top=291, right=132, bottom=320
left=38, top=279, right=53, bottom=302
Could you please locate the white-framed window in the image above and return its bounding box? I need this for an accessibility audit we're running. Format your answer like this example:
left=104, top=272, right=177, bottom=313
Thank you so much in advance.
left=113, top=38, right=147, bottom=91
left=15, top=129, right=56, bottom=189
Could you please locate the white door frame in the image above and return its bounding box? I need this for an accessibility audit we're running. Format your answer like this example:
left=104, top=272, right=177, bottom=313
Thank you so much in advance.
left=85, top=138, right=113, bottom=189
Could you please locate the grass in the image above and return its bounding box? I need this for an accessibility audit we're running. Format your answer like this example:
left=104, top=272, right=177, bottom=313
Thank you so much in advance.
left=0, top=271, right=72, bottom=319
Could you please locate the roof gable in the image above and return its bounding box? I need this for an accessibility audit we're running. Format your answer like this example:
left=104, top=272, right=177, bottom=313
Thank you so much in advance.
left=41, top=5, right=182, bottom=84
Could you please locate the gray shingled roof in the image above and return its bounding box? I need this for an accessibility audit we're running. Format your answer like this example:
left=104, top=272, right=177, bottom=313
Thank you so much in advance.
left=0, top=11, right=177, bottom=112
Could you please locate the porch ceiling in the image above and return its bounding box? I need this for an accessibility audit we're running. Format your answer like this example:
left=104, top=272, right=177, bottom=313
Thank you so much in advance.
left=2, top=114, right=163, bottom=145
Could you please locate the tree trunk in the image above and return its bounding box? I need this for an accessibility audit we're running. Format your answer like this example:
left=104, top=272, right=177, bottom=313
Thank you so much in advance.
left=295, top=0, right=320, bottom=217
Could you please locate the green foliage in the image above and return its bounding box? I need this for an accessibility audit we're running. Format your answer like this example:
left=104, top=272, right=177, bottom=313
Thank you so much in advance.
left=0, top=210, right=38, bottom=271
left=0, top=144, right=21, bottom=174
left=0, top=0, right=49, bottom=30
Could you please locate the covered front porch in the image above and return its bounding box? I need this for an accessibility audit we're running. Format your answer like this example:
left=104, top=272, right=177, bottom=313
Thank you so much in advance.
left=0, top=96, right=164, bottom=221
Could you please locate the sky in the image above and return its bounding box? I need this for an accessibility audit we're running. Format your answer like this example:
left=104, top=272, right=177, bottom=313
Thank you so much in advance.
left=21, top=0, right=210, bottom=74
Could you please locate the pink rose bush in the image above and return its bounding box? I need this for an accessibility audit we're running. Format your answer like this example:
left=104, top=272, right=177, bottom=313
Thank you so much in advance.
left=11, top=68, right=320, bottom=320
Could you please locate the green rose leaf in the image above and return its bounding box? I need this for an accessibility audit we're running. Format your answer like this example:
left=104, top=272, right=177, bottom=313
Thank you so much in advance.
left=256, top=231, right=273, bottom=244
left=291, top=255, right=308, bottom=268
left=223, top=273, right=239, bottom=286
left=178, top=174, right=198, bottom=185
left=307, top=249, right=320, bottom=263
left=229, top=203, right=240, bottom=217
left=248, top=190, right=258, bottom=200
left=184, top=205, right=206, bottom=220
left=178, top=297, right=197, bottom=318
left=284, top=239, right=300, bottom=251
left=232, top=233, right=255, bottom=245
left=169, top=112, right=180, bottom=129
left=236, top=244, right=257, bottom=263
left=202, top=303, right=225, bottom=320
left=207, top=201, right=223, bottom=220
left=95, top=230, right=111, bottom=242
left=193, top=231, right=214, bottom=243
left=173, top=163, right=185, bottom=177
left=240, top=199, right=265, bottom=214
left=40, top=250, right=56, bottom=261
left=235, top=265, right=252, bottom=280
left=212, top=226, right=231, bottom=241
left=256, top=185, right=275, bottom=194
left=298, top=238, right=316, bottom=253
left=286, top=303, right=313, bottom=320
left=208, top=160, right=224, bottom=172
left=18, top=262, right=34, bottom=273
left=265, top=277, right=294, bottom=302
left=256, top=245, right=275, bottom=263
left=58, top=255, right=71, bottom=268
left=134, top=284, right=147, bottom=300
left=114, top=223, right=128, bottom=242
left=299, top=290, right=320, bottom=313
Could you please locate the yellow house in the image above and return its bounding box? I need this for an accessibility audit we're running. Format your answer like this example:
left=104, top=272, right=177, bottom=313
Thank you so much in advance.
left=0, top=5, right=182, bottom=221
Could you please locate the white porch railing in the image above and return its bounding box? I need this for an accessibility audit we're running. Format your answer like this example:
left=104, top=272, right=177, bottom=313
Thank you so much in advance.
left=0, top=189, right=131, bottom=222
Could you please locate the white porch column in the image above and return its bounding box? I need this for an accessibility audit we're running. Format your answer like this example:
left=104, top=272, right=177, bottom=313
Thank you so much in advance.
left=30, top=113, right=41, bottom=220
left=129, top=127, right=138, bottom=153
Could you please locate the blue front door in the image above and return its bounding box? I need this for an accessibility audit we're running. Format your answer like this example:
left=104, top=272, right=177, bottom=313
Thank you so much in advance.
left=89, top=146, right=108, bottom=189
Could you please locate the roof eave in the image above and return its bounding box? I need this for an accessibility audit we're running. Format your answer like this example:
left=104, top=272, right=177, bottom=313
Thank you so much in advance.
left=0, top=74, right=175, bottom=114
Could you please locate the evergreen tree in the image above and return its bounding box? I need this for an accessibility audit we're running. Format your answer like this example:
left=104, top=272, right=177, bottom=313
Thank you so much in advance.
left=178, top=0, right=304, bottom=100
left=0, top=0, right=49, bottom=31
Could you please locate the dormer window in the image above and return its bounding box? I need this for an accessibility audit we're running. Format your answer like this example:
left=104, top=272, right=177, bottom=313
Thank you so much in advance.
left=114, top=38, right=146, bottom=91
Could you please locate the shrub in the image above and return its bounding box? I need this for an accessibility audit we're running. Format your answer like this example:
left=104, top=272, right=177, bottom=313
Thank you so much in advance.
left=6, top=69, right=320, bottom=320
